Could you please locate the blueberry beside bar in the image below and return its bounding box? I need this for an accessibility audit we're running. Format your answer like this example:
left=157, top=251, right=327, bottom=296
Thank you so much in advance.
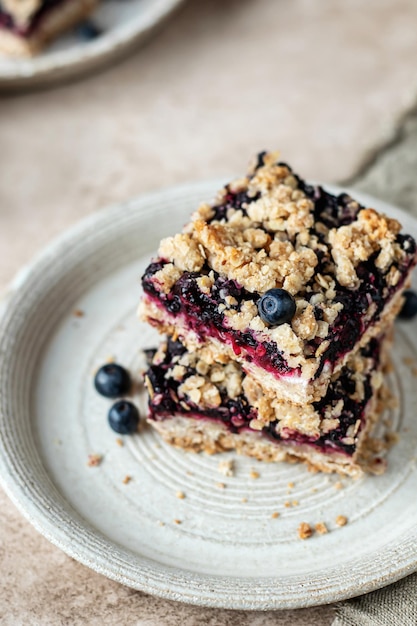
left=140, top=152, right=416, bottom=405
left=144, top=337, right=388, bottom=477
left=0, top=0, right=97, bottom=56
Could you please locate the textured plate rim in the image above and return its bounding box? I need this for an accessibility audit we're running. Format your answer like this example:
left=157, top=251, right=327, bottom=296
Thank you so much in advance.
left=0, top=0, right=185, bottom=87
left=0, top=180, right=417, bottom=610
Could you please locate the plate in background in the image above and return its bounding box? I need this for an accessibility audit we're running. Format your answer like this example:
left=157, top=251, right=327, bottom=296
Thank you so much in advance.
left=0, top=181, right=417, bottom=609
left=0, top=0, right=184, bottom=89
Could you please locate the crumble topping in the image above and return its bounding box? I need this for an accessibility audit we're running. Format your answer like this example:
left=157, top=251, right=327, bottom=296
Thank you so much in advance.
left=153, top=263, right=183, bottom=294
left=178, top=374, right=221, bottom=408
left=159, top=233, right=205, bottom=273
left=328, top=209, right=402, bottom=288
left=192, top=218, right=318, bottom=296
left=243, top=374, right=322, bottom=437
left=197, top=272, right=215, bottom=294
left=171, top=345, right=245, bottom=402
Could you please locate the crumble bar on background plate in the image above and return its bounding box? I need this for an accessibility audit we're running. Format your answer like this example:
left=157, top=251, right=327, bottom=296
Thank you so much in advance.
left=0, top=0, right=97, bottom=56
left=144, top=337, right=389, bottom=477
left=140, top=152, right=417, bottom=405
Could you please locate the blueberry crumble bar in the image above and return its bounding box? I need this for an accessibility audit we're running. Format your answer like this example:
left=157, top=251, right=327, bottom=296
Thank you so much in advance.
left=144, top=336, right=389, bottom=477
left=0, top=0, right=97, bottom=56
left=140, top=152, right=416, bottom=405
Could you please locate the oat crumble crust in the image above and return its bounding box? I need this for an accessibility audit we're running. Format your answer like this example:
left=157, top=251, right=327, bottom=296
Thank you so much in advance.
left=141, top=152, right=416, bottom=398
left=149, top=409, right=384, bottom=477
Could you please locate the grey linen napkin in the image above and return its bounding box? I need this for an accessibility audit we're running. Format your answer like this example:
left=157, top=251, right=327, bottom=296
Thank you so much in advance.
left=332, top=572, right=417, bottom=625
left=328, top=109, right=417, bottom=626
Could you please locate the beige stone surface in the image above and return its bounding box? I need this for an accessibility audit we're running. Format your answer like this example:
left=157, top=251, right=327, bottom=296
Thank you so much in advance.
left=2, top=0, right=417, bottom=622
left=0, top=494, right=332, bottom=625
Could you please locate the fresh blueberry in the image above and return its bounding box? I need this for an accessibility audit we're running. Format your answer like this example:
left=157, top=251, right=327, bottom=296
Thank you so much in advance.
left=94, top=363, right=131, bottom=398
left=399, top=290, right=417, bottom=320
left=108, top=401, right=139, bottom=435
left=76, top=20, right=102, bottom=41
left=257, top=288, right=296, bottom=326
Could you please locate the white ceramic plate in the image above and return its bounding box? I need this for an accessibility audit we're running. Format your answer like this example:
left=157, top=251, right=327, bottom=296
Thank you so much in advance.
left=0, top=0, right=184, bottom=89
left=1, top=181, right=417, bottom=610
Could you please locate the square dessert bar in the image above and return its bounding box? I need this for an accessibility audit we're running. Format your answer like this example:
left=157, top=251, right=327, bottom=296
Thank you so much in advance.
left=141, top=152, right=416, bottom=405
left=0, top=0, right=97, bottom=56
left=144, top=337, right=388, bottom=477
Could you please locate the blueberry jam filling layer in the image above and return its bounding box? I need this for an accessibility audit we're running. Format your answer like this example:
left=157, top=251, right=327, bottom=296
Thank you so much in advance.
left=145, top=338, right=381, bottom=456
left=0, top=0, right=67, bottom=36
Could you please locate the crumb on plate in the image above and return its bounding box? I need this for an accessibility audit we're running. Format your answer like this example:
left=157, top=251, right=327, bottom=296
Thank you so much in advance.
left=298, top=522, right=313, bottom=540
left=87, top=453, right=102, bottom=467
left=218, top=459, right=234, bottom=477
left=315, top=522, right=328, bottom=535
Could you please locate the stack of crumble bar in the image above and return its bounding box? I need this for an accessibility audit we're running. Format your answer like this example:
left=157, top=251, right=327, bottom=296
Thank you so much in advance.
left=140, top=152, right=416, bottom=476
